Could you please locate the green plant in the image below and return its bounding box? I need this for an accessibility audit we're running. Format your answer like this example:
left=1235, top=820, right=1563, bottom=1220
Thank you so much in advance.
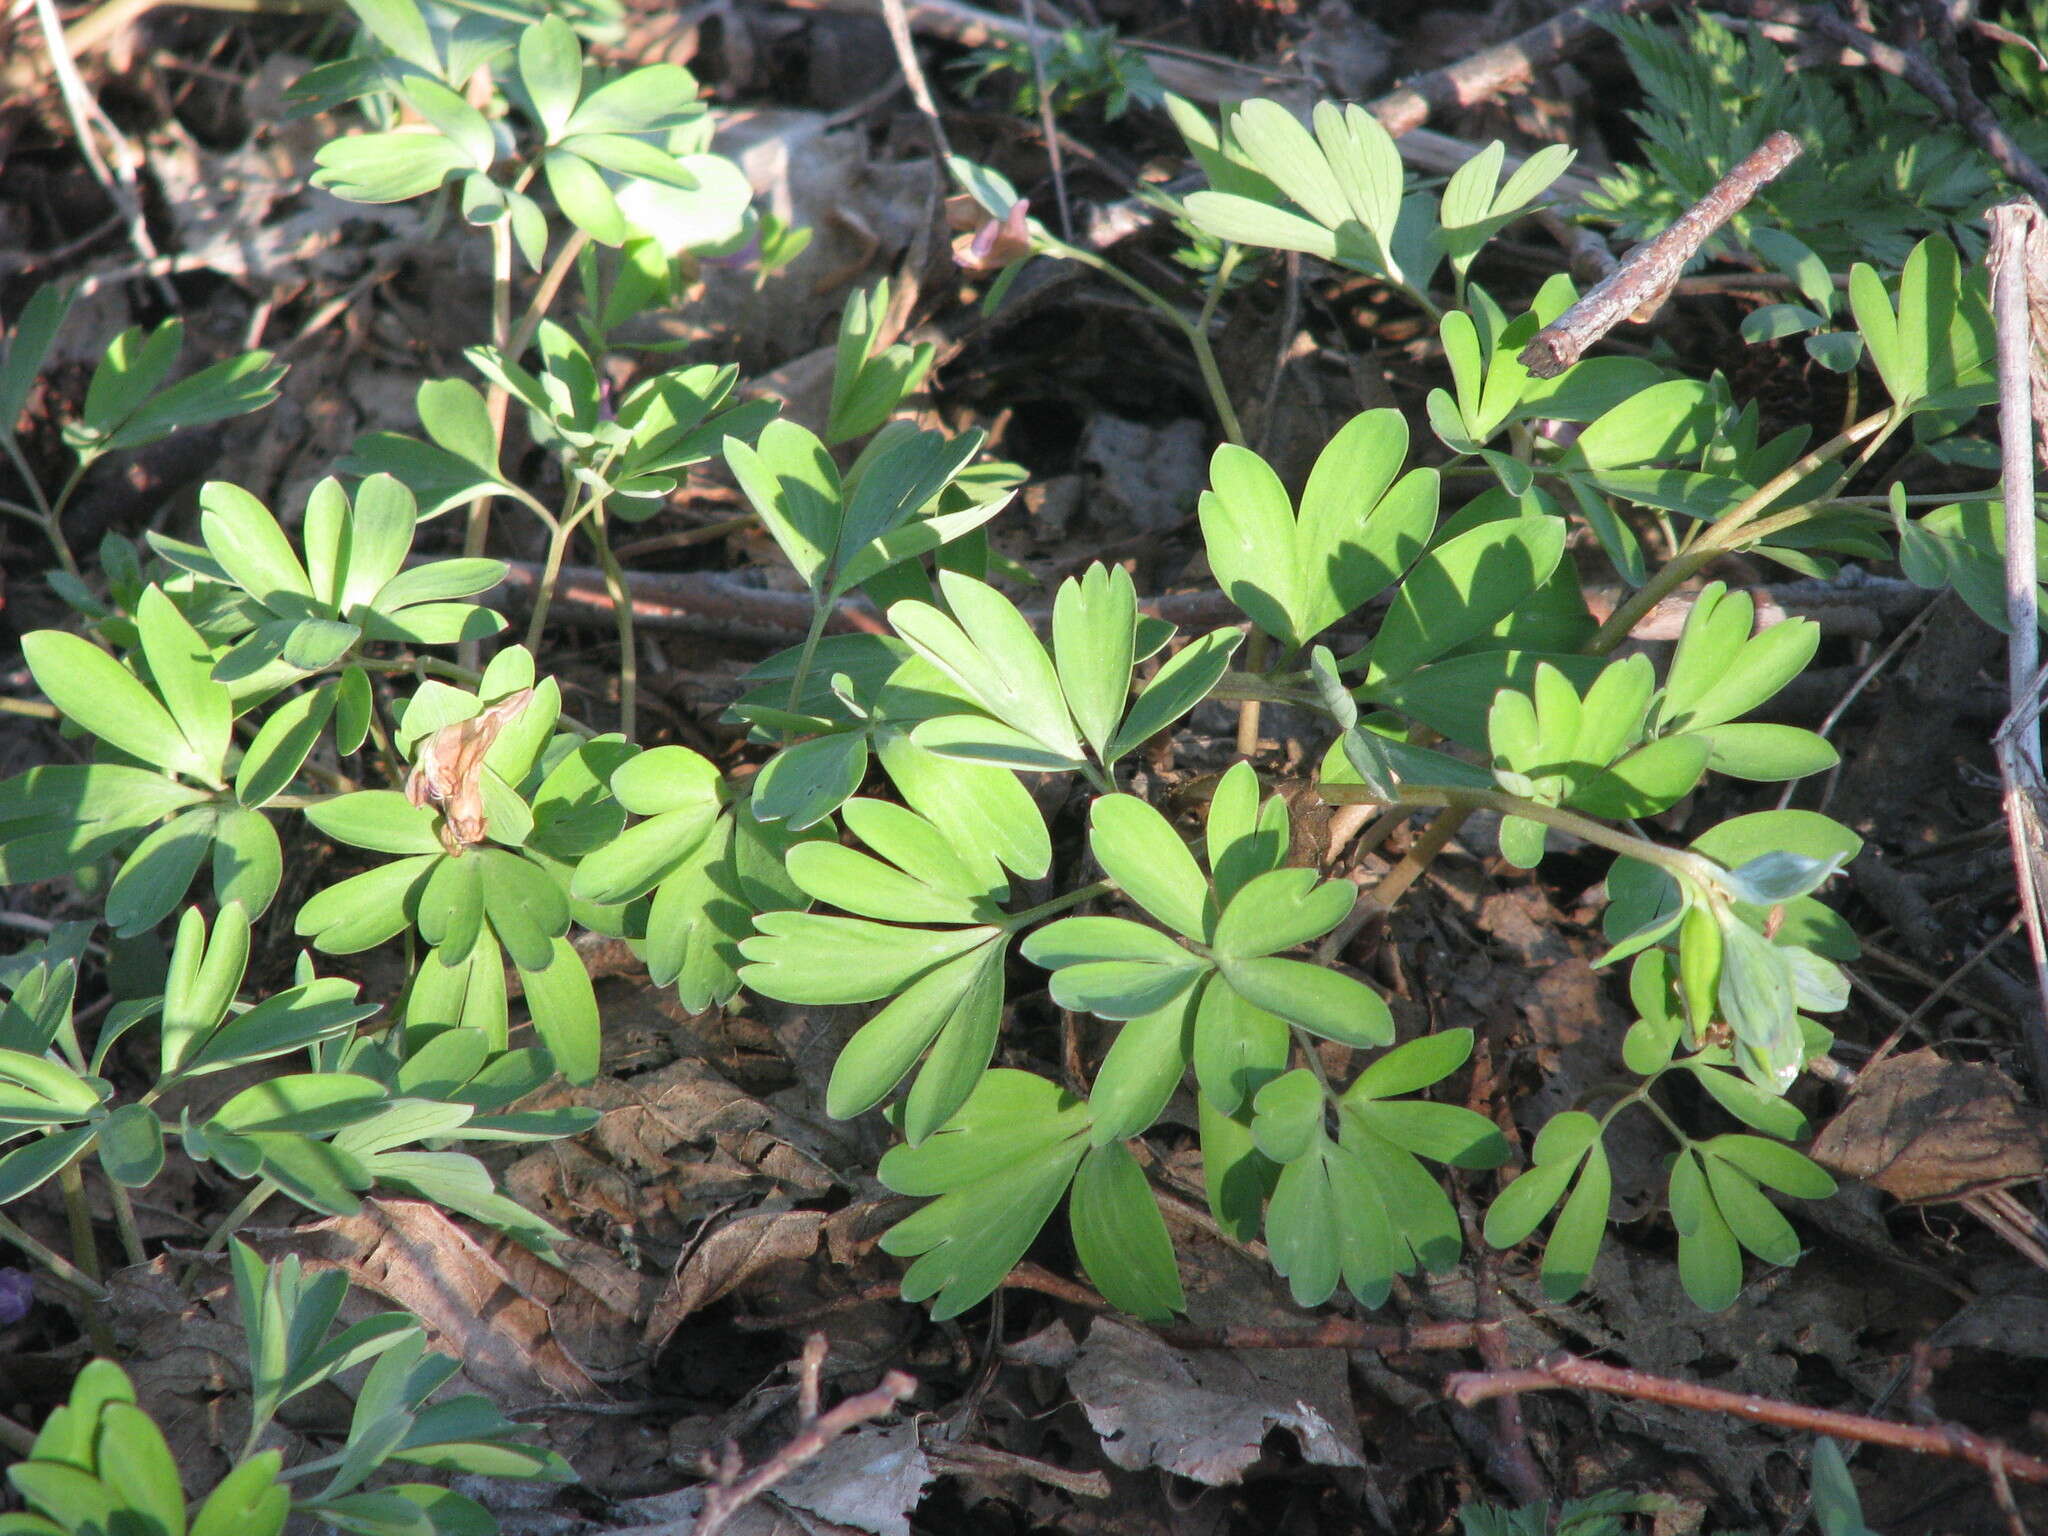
left=0, top=1241, right=569, bottom=1536
left=954, top=25, right=1162, bottom=121
left=2, top=0, right=2036, bottom=1426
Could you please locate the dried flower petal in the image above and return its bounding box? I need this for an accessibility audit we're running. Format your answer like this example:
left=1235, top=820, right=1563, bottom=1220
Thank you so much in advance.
left=405, top=687, right=535, bottom=856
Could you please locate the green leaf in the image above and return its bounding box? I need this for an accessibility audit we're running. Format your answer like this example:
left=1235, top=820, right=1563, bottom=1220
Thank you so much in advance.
left=23, top=628, right=201, bottom=780
left=238, top=686, right=338, bottom=807
left=189, top=1452, right=287, bottom=1536
left=517, top=937, right=599, bottom=1084
left=1088, top=794, right=1208, bottom=940
left=304, top=790, right=445, bottom=855
left=1671, top=1148, right=1744, bottom=1311
left=106, top=808, right=218, bottom=936
left=313, top=131, right=470, bottom=203
left=213, top=805, right=282, bottom=916
left=1089, top=988, right=1194, bottom=1144
left=1192, top=973, right=1287, bottom=1115
left=1053, top=564, right=1136, bottom=761
left=1539, top=1140, right=1610, bottom=1299
left=1250, top=1068, right=1324, bottom=1163
left=726, top=420, right=840, bottom=593
left=517, top=16, right=582, bottom=140
left=742, top=913, right=999, bottom=1005
left=0, top=286, right=73, bottom=437
left=1216, top=955, right=1391, bottom=1046
left=827, top=939, right=1004, bottom=1126
left=210, top=1072, right=386, bottom=1134
left=1211, top=867, right=1354, bottom=958
left=0, top=1125, right=97, bottom=1202
left=296, top=856, right=437, bottom=953
left=199, top=483, right=315, bottom=617
left=562, top=63, right=702, bottom=136
left=544, top=148, right=628, bottom=244
left=1107, top=627, right=1242, bottom=763
left=94, top=1101, right=164, bottom=1188
left=1363, top=515, right=1566, bottom=686
left=1069, top=1142, right=1184, bottom=1320
left=1701, top=1133, right=1835, bottom=1199
left=891, top=572, right=1082, bottom=764
left=1701, top=1150, right=1801, bottom=1266
left=750, top=730, right=869, bottom=831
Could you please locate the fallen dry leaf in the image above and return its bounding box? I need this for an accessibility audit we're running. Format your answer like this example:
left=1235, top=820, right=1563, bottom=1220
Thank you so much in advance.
left=1067, top=1317, right=1364, bottom=1485
left=244, top=1198, right=608, bottom=1401
left=1810, top=1049, right=2048, bottom=1203
left=772, top=1420, right=932, bottom=1536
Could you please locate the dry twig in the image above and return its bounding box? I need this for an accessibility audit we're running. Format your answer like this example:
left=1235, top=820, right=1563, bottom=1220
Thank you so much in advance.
left=1446, top=1352, right=2048, bottom=1485
left=693, top=1334, right=918, bottom=1536
left=1987, top=198, right=2048, bottom=1096
left=1520, top=131, right=1804, bottom=376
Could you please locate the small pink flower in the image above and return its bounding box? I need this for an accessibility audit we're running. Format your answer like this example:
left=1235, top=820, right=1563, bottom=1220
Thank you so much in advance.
left=951, top=197, right=1033, bottom=273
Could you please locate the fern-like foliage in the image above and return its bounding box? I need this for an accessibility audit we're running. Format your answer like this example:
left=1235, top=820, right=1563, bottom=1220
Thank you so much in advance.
left=1589, top=12, right=2005, bottom=270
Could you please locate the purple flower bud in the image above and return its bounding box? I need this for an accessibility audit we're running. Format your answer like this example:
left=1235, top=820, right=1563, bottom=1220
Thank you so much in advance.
left=0, top=1268, right=32, bottom=1327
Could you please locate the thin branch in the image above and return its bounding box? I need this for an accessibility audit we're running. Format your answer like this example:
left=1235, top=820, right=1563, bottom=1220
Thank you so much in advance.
left=1520, top=131, right=1805, bottom=376
left=1445, top=1352, right=2048, bottom=1484
left=693, top=1336, right=917, bottom=1536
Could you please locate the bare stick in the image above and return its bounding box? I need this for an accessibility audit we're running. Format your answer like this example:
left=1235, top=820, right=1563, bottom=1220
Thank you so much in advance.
left=1987, top=199, right=2048, bottom=1097
left=1445, top=1352, right=2048, bottom=1485
left=1369, top=0, right=1670, bottom=138
left=1152, top=1316, right=1483, bottom=1352
left=876, top=0, right=952, bottom=160
left=1520, top=131, right=1803, bottom=376
left=693, top=1335, right=917, bottom=1536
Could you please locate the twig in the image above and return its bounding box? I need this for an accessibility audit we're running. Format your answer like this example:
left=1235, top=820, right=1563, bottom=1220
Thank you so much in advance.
left=1521, top=131, right=1804, bottom=376
left=1471, top=1248, right=1547, bottom=1504
left=1151, top=1316, right=1482, bottom=1352
left=1988, top=198, right=2048, bottom=1097
left=1444, top=1351, right=2048, bottom=1484
left=875, top=0, right=952, bottom=160
left=1368, top=0, right=1670, bottom=138
left=694, top=1334, right=917, bottom=1536
left=31, top=0, right=177, bottom=308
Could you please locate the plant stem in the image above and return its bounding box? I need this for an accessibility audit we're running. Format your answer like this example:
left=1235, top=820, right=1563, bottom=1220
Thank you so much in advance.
left=56, top=1159, right=100, bottom=1284
left=784, top=597, right=834, bottom=719
left=53, top=1159, right=117, bottom=1353
left=196, top=1179, right=278, bottom=1260
left=462, top=216, right=517, bottom=671
left=1591, top=409, right=1894, bottom=652
left=106, top=1179, right=146, bottom=1269
left=587, top=506, right=637, bottom=740
left=1235, top=632, right=1270, bottom=760
left=1046, top=238, right=1247, bottom=446
left=0, top=1203, right=109, bottom=1301
left=1005, top=879, right=1114, bottom=930
left=509, top=228, right=591, bottom=360
left=523, top=496, right=582, bottom=652
left=1319, top=781, right=1720, bottom=888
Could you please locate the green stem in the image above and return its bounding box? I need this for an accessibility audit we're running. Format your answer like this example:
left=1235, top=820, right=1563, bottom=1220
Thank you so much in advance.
left=523, top=493, right=584, bottom=652
left=1045, top=238, right=1248, bottom=446
left=1589, top=409, right=1894, bottom=653
left=106, top=1178, right=145, bottom=1269
left=1004, top=879, right=1114, bottom=931
left=1319, top=781, right=1721, bottom=889
left=461, top=216, right=517, bottom=671
left=784, top=597, right=833, bottom=720
left=197, top=1179, right=278, bottom=1259
left=0, top=1199, right=109, bottom=1300
left=508, top=228, right=591, bottom=361
left=586, top=505, right=637, bottom=740
left=56, top=1159, right=99, bottom=1284
left=54, top=1159, right=116, bottom=1353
